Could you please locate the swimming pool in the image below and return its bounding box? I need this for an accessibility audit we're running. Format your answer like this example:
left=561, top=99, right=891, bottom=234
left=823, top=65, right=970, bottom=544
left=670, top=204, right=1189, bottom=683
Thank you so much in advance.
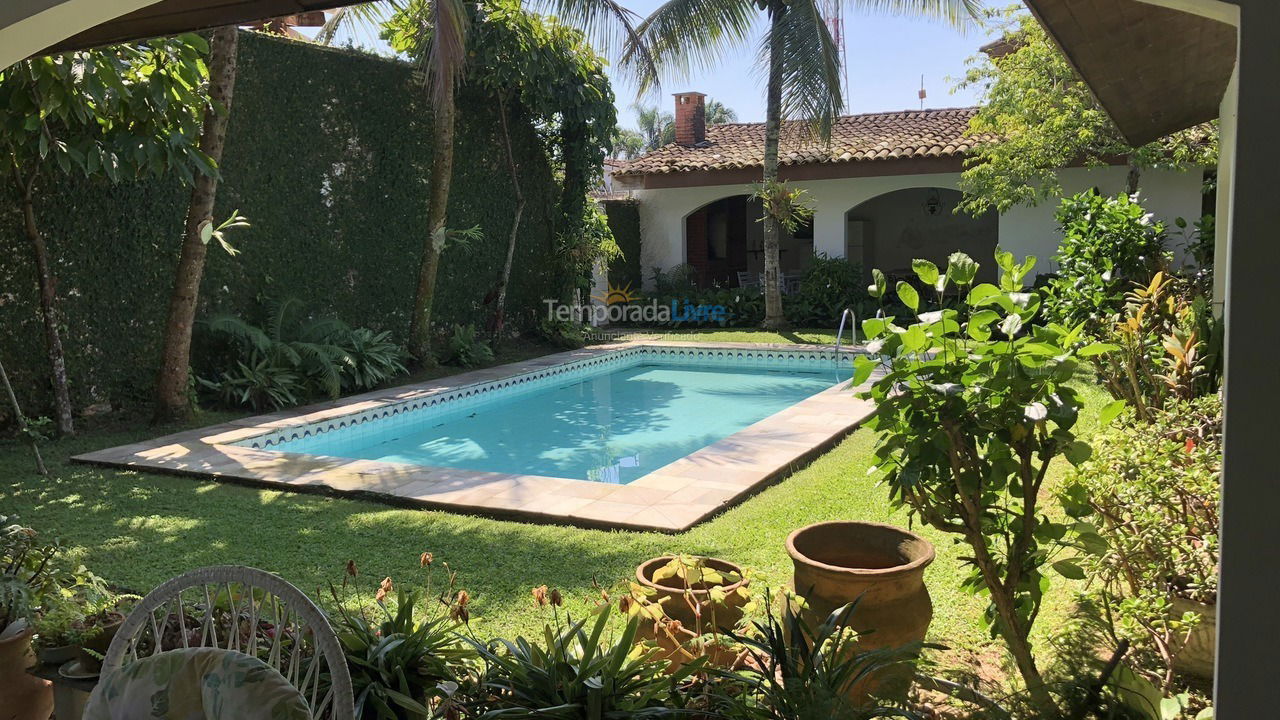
left=264, top=362, right=845, bottom=484
left=76, top=343, right=875, bottom=531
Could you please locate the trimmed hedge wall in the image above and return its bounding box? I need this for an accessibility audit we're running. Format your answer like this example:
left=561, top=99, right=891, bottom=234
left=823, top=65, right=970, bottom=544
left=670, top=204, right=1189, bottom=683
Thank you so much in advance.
left=604, top=200, right=641, bottom=291
left=0, top=32, right=561, bottom=411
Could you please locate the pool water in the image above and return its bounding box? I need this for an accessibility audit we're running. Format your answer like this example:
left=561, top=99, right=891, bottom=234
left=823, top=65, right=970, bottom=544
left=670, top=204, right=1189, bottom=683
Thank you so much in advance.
left=275, top=364, right=844, bottom=483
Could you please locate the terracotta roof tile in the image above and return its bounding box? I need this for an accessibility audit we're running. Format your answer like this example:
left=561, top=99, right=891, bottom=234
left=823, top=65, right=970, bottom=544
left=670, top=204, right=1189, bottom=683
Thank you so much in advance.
left=615, top=107, right=988, bottom=177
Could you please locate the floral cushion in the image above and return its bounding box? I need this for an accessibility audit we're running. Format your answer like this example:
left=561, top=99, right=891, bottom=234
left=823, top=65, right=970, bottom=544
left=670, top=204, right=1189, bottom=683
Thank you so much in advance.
left=84, top=646, right=311, bottom=720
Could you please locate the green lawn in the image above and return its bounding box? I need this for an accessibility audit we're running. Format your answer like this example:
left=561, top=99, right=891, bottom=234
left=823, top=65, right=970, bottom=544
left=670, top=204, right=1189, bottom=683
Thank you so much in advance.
left=0, top=329, right=1104, bottom=683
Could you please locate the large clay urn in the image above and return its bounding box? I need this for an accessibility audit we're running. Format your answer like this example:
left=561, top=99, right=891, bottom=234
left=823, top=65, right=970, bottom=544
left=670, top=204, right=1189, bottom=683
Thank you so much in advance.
left=787, top=521, right=935, bottom=699
left=0, top=624, right=54, bottom=720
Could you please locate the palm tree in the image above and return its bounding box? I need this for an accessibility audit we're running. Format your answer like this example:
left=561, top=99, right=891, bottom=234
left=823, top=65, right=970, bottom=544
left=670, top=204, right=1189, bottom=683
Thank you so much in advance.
left=625, top=0, right=979, bottom=330
left=632, top=102, right=675, bottom=151
left=705, top=98, right=737, bottom=124
left=613, top=128, right=646, bottom=159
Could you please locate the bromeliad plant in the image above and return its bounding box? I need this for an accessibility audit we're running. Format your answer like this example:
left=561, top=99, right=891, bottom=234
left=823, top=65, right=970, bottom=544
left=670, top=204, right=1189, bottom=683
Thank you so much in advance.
left=330, top=556, right=478, bottom=720
left=852, top=249, right=1108, bottom=710
left=467, top=589, right=696, bottom=719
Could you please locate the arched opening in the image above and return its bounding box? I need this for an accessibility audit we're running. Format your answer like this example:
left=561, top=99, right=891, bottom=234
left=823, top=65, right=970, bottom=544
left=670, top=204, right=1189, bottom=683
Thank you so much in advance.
left=845, top=187, right=998, bottom=283
left=684, top=195, right=814, bottom=288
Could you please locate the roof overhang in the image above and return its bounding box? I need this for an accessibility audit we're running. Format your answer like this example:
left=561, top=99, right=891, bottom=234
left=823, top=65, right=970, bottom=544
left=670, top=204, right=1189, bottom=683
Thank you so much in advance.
left=1023, top=0, right=1237, bottom=146
left=34, top=1, right=361, bottom=56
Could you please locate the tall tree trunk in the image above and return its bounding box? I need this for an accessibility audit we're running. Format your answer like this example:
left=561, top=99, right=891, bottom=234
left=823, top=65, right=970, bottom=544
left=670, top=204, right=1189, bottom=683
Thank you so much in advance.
left=16, top=171, right=74, bottom=436
left=153, top=26, right=240, bottom=424
left=408, top=74, right=457, bottom=364
left=760, top=2, right=788, bottom=330
left=491, top=94, right=524, bottom=348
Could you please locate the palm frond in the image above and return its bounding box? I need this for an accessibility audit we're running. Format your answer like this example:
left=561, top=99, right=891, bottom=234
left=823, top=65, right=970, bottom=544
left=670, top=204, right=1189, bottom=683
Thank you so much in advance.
left=620, top=0, right=757, bottom=95
left=315, top=1, right=404, bottom=46
left=421, top=0, right=468, bottom=105
left=203, top=313, right=274, bottom=355
left=532, top=0, right=657, bottom=84
left=266, top=296, right=306, bottom=343
left=761, top=0, right=844, bottom=140
left=848, top=0, right=983, bottom=27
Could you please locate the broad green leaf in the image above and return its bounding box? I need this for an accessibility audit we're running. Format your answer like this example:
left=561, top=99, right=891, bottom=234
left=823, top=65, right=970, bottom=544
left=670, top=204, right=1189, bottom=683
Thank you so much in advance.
left=897, top=282, right=919, bottom=313
left=946, top=252, right=978, bottom=286
left=1077, top=342, right=1119, bottom=357
left=901, top=325, right=927, bottom=353
left=1064, top=441, right=1092, bottom=466
left=967, top=283, right=1001, bottom=306
left=851, top=355, right=876, bottom=386
left=1099, top=400, right=1127, bottom=425
left=912, top=259, right=940, bottom=287
left=1051, top=559, right=1086, bottom=580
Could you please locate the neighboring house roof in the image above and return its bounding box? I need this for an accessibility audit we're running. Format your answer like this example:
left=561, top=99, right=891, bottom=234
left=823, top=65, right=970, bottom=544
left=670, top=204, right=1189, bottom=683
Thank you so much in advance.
left=614, top=107, right=987, bottom=178
left=1023, top=0, right=1236, bottom=146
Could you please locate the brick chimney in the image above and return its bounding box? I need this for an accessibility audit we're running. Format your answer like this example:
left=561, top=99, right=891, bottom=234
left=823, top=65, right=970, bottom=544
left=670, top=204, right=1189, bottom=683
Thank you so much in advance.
left=673, top=92, right=707, bottom=146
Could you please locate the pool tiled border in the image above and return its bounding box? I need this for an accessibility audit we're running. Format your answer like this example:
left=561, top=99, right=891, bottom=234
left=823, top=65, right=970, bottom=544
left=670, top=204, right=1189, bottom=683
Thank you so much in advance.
left=71, top=341, right=876, bottom=532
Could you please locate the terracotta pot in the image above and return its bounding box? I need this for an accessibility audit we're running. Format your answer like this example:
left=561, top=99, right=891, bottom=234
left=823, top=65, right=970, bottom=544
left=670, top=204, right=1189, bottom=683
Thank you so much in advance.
left=635, top=556, right=749, bottom=671
left=787, top=521, right=936, bottom=699
left=35, top=643, right=77, bottom=666
left=1170, top=597, right=1216, bottom=680
left=0, top=625, right=54, bottom=720
left=75, top=613, right=124, bottom=674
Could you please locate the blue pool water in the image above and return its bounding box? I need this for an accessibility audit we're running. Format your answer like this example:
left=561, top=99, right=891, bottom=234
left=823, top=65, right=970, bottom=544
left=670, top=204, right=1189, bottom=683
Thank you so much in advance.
left=274, top=364, right=844, bottom=484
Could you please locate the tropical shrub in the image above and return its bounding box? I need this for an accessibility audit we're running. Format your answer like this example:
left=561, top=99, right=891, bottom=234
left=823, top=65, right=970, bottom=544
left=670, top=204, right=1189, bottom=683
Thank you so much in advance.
left=1062, top=396, right=1221, bottom=692
left=330, top=557, right=477, bottom=720
left=853, top=249, right=1103, bottom=709
left=787, top=256, right=870, bottom=326
left=1, top=515, right=62, bottom=635
left=1090, top=272, right=1222, bottom=423
left=443, top=324, right=495, bottom=368
left=198, top=298, right=408, bottom=410
left=1045, top=190, right=1168, bottom=334
left=532, top=318, right=589, bottom=349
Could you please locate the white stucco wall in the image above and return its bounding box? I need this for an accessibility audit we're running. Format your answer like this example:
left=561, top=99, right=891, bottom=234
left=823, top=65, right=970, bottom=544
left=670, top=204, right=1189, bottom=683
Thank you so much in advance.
left=631, top=165, right=1207, bottom=288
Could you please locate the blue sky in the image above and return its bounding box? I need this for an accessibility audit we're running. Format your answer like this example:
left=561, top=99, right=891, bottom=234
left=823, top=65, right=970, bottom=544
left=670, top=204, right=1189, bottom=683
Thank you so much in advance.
left=612, top=0, right=998, bottom=126
left=309, top=1, right=999, bottom=129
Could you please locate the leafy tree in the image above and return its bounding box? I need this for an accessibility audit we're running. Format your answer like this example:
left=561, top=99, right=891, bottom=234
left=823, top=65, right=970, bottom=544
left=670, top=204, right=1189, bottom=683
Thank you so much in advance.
left=853, top=250, right=1106, bottom=710
left=626, top=0, right=979, bottom=329
left=462, top=0, right=618, bottom=342
left=154, top=26, right=243, bottom=423
left=956, top=7, right=1217, bottom=216
left=705, top=97, right=737, bottom=124
left=1, top=37, right=211, bottom=435
left=631, top=102, right=674, bottom=151
left=382, top=0, right=643, bottom=365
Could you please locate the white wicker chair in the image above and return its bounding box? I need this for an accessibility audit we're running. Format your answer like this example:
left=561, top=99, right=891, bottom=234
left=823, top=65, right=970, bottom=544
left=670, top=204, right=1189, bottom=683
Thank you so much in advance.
left=98, top=565, right=354, bottom=720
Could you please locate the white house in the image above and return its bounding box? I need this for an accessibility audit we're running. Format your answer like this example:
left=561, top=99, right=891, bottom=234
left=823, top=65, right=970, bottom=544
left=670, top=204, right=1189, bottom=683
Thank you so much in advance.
left=610, top=92, right=1208, bottom=289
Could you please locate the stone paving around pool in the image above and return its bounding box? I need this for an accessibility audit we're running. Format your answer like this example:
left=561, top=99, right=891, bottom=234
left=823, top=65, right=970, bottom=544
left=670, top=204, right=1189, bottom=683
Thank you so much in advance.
left=72, top=341, right=876, bottom=532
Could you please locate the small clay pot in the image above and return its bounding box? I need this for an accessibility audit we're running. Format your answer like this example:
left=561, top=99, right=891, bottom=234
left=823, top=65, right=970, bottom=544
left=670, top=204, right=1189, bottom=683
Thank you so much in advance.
left=635, top=556, right=750, bottom=672
left=635, top=556, right=750, bottom=633
left=787, top=521, right=936, bottom=700
left=0, top=625, right=54, bottom=720
left=37, top=642, right=78, bottom=666
left=75, top=612, right=125, bottom=674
